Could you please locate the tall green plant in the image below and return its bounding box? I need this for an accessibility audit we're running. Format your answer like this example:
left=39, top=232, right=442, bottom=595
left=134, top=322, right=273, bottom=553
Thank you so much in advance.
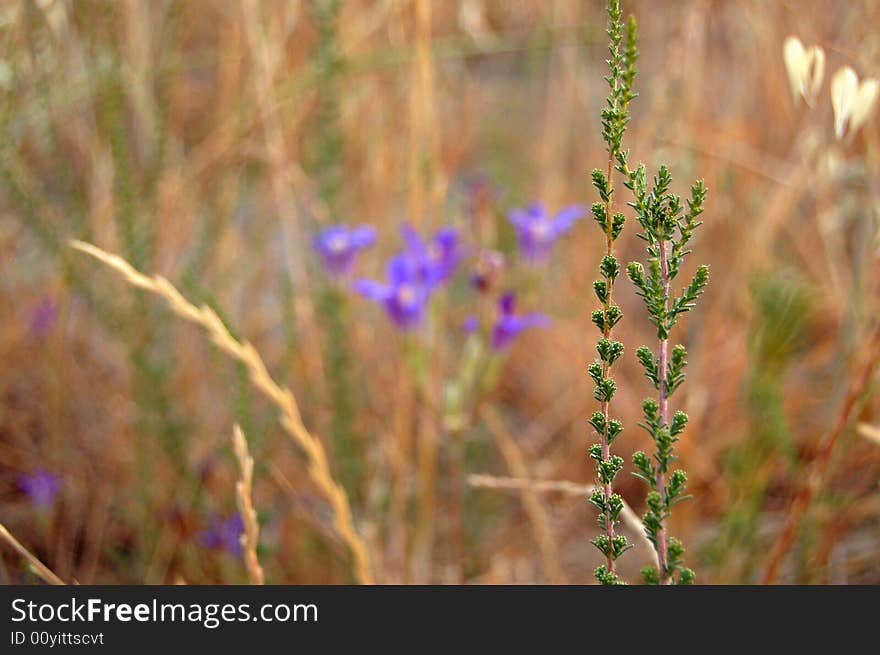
left=587, top=0, right=637, bottom=585
left=588, top=0, right=711, bottom=585
left=625, top=168, right=709, bottom=585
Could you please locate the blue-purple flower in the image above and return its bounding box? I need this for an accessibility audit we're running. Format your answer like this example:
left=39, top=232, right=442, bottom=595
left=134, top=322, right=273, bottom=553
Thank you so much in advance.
left=19, top=469, right=62, bottom=510
left=28, top=298, right=59, bottom=337
left=354, top=224, right=462, bottom=330
left=313, top=225, right=376, bottom=277
left=491, top=293, right=551, bottom=350
left=508, top=203, right=586, bottom=262
left=200, top=513, right=244, bottom=558
left=400, top=224, right=462, bottom=288
left=355, top=254, right=432, bottom=330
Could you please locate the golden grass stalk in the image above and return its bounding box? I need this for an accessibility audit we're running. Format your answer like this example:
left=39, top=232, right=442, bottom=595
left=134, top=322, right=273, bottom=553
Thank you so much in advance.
left=233, top=424, right=265, bottom=585
left=481, top=407, right=567, bottom=584
left=70, top=240, right=374, bottom=585
left=0, top=523, right=66, bottom=585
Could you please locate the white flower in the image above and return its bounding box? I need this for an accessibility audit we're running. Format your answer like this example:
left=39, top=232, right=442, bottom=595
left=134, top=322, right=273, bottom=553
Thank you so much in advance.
left=783, top=36, right=825, bottom=107
left=831, top=66, right=879, bottom=140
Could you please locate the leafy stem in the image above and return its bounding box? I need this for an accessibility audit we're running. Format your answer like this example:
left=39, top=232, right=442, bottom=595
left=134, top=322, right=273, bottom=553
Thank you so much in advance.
left=588, top=0, right=637, bottom=585
left=627, top=164, right=708, bottom=585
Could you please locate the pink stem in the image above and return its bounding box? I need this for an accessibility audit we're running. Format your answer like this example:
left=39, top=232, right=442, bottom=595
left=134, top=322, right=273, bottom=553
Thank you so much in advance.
left=656, top=239, right=671, bottom=584
left=600, top=398, right=614, bottom=573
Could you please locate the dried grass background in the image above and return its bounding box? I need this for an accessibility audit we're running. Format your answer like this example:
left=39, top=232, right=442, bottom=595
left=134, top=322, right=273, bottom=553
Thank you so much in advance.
left=1, top=0, right=880, bottom=584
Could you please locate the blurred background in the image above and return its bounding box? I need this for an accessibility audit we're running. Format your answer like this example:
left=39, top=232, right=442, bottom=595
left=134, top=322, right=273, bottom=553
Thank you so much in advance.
left=1, top=0, right=879, bottom=584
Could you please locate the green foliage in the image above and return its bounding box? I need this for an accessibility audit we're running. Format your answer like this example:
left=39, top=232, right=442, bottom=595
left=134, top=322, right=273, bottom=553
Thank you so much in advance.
left=615, top=1, right=709, bottom=584
left=600, top=255, right=621, bottom=283
left=624, top=174, right=710, bottom=341
left=594, top=376, right=617, bottom=403
left=597, top=338, right=625, bottom=366
left=595, top=565, right=626, bottom=586
left=591, top=171, right=611, bottom=204
left=591, top=305, right=622, bottom=333
left=666, top=344, right=688, bottom=396
left=600, top=0, right=637, bottom=162
left=636, top=345, right=659, bottom=388
left=587, top=0, right=639, bottom=585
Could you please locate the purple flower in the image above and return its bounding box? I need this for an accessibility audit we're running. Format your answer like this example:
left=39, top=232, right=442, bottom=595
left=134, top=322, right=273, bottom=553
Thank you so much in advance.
left=19, top=470, right=62, bottom=510
left=28, top=298, right=59, bottom=337
left=400, top=224, right=462, bottom=288
left=313, top=225, right=376, bottom=277
left=508, top=203, right=586, bottom=262
left=354, top=224, right=463, bottom=330
left=491, top=293, right=551, bottom=350
left=354, top=254, right=432, bottom=330
left=200, top=513, right=244, bottom=558
left=462, top=315, right=480, bottom=334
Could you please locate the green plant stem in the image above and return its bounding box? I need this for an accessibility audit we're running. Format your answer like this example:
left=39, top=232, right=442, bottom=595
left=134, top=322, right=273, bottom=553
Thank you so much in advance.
left=599, top=149, right=617, bottom=576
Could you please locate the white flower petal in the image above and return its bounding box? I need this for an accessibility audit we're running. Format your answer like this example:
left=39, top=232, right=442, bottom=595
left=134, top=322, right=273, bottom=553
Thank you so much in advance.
left=831, top=66, right=859, bottom=139
left=783, top=36, right=807, bottom=102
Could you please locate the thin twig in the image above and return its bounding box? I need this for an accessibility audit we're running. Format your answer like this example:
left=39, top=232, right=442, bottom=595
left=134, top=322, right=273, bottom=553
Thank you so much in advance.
left=0, top=523, right=66, bottom=585
left=481, top=407, right=567, bottom=584
left=468, top=473, right=655, bottom=562
left=233, top=424, right=265, bottom=585
left=71, top=240, right=374, bottom=584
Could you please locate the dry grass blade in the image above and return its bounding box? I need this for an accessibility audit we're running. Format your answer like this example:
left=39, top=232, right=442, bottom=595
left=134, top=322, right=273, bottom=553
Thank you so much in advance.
left=70, top=240, right=374, bottom=585
left=481, top=407, right=567, bottom=584
left=467, top=473, right=654, bottom=562
left=469, top=473, right=594, bottom=496
left=233, top=424, right=265, bottom=585
left=0, top=523, right=66, bottom=585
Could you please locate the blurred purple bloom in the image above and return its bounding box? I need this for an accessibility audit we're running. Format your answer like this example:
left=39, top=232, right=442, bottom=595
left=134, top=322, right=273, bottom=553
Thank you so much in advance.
left=200, top=513, right=244, bottom=558
left=19, top=469, right=62, bottom=510
left=462, top=315, right=480, bottom=334
left=400, top=224, right=462, bottom=288
left=28, top=298, right=59, bottom=337
left=354, top=255, right=432, bottom=330
left=491, top=293, right=551, bottom=350
left=354, top=224, right=462, bottom=330
left=313, top=225, right=376, bottom=277
left=508, top=203, right=586, bottom=262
